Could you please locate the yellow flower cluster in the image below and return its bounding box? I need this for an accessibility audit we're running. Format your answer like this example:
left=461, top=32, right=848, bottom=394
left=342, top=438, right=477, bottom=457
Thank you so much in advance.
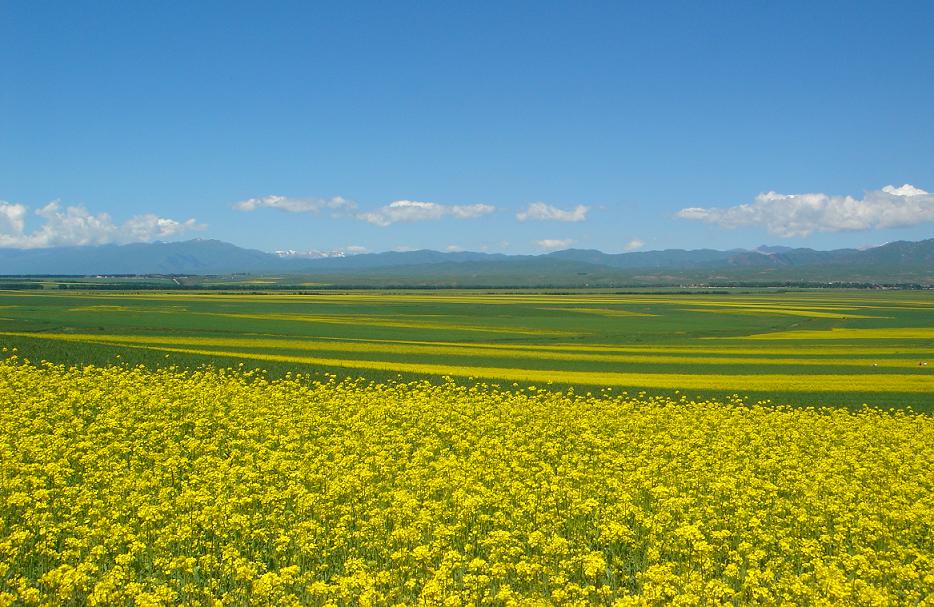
left=1, top=356, right=932, bottom=606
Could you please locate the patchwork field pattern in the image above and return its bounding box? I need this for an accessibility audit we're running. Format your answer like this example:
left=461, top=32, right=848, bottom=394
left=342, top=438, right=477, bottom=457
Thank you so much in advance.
left=1, top=358, right=932, bottom=605
left=0, top=289, right=931, bottom=407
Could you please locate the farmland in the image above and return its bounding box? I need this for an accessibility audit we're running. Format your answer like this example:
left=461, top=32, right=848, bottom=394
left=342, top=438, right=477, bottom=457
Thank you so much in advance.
left=2, top=358, right=932, bottom=605
left=0, top=288, right=931, bottom=408
left=1, top=288, right=933, bottom=605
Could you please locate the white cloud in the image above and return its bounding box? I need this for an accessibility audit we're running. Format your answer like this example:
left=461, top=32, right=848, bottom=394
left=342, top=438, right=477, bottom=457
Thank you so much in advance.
left=517, top=202, right=589, bottom=222
left=235, top=195, right=356, bottom=214
left=676, top=184, right=934, bottom=237
left=0, top=202, right=27, bottom=235
left=445, top=244, right=464, bottom=252
left=358, top=200, right=495, bottom=227
left=882, top=184, right=927, bottom=197
left=345, top=245, right=368, bottom=254
left=448, top=204, right=495, bottom=219
left=122, top=214, right=202, bottom=242
left=535, top=238, right=574, bottom=250
left=0, top=200, right=203, bottom=249
left=625, top=238, right=645, bottom=251
left=237, top=195, right=495, bottom=228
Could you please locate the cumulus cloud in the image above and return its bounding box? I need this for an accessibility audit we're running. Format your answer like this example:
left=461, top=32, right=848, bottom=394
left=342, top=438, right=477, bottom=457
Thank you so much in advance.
left=448, top=204, right=496, bottom=220
left=345, top=245, right=368, bottom=254
left=517, top=202, right=589, bottom=222
left=676, top=184, right=934, bottom=237
left=0, top=200, right=203, bottom=248
left=535, top=238, right=574, bottom=250
left=236, top=195, right=494, bottom=227
left=0, top=202, right=27, bottom=236
left=121, top=214, right=203, bottom=242
left=624, top=238, right=645, bottom=251
left=234, top=195, right=356, bottom=214
left=358, top=200, right=495, bottom=227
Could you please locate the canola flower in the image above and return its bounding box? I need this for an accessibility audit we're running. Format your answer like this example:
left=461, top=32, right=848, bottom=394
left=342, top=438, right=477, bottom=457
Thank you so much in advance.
left=0, top=355, right=932, bottom=606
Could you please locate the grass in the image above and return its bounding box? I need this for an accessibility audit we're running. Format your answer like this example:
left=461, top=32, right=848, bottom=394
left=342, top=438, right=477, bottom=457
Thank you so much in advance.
left=0, top=288, right=931, bottom=408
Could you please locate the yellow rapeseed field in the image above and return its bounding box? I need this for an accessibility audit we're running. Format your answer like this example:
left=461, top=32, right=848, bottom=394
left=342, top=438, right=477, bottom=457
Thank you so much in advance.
left=1, top=355, right=932, bottom=606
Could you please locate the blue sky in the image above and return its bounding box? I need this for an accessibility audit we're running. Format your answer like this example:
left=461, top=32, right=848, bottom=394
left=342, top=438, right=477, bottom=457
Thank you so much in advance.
left=2, top=1, right=933, bottom=254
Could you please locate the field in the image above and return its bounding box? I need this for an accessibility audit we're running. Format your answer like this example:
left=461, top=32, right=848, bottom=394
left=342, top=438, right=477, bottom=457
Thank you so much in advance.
left=0, top=289, right=931, bottom=408
left=2, top=288, right=933, bottom=605
left=2, top=358, right=932, bottom=606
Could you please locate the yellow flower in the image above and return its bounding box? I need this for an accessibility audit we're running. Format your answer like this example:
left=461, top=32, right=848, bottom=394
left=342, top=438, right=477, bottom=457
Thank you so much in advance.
left=0, top=356, right=930, bottom=605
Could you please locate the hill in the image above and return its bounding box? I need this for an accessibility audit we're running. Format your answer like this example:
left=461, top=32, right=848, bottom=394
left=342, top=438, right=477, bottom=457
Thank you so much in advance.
left=0, top=238, right=931, bottom=286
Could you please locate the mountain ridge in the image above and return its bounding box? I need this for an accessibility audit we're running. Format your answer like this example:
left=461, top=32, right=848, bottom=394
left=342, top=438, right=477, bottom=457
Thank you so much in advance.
left=0, top=238, right=931, bottom=285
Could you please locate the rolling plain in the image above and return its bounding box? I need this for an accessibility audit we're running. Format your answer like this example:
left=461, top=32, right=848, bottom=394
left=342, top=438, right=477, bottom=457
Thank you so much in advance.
left=0, top=288, right=931, bottom=408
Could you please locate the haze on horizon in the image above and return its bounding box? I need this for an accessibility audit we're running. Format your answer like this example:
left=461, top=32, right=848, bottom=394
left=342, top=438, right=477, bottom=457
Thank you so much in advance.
left=2, top=2, right=932, bottom=256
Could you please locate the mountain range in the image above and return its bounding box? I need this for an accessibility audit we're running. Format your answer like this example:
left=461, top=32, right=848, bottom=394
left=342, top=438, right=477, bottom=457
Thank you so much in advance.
left=0, top=238, right=932, bottom=286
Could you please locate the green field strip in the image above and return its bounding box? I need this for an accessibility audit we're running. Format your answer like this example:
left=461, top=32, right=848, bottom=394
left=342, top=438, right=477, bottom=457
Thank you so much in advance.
left=4, top=292, right=933, bottom=327
left=48, top=301, right=582, bottom=336
left=192, top=312, right=580, bottom=336
left=5, top=332, right=930, bottom=370
left=10, top=329, right=931, bottom=357
left=299, top=336, right=934, bottom=356
left=92, top=342, right=934, bottom=393
left=678, top=307, right=885, bottom=319
left=67, top=304, right=191, bottom=314
left=128, top=345, right=927, bottom=375
left=733, top=327, right=934, bottom=340
left=537, top=307, right=657, bottom=317
left=197, top=309, right=580, bottom=336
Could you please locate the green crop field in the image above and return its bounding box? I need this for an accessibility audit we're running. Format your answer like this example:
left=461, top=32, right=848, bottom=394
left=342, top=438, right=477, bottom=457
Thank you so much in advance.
left=0, top=288, right=931, bottom=409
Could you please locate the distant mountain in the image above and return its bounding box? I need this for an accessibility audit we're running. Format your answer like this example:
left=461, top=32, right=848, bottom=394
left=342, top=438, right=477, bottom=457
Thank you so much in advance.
left=0, top=239, right=283, bottom=275
left=0, top=238, right=932, bottom=285
left=546, top=248, right=739, bottom=269
left=298, top=249, right=511, bottom=270
left=755, top=245, right=794, bottom=254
